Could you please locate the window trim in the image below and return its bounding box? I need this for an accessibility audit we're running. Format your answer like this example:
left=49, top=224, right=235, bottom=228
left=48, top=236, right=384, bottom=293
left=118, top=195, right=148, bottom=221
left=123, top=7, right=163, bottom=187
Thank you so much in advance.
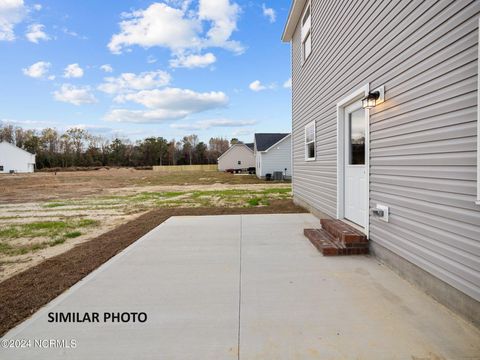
left=301, top=1, right=312, bottom=65
left=477, top=17, right=480, bottom=205
left=305, top=120, right=316, bottom=161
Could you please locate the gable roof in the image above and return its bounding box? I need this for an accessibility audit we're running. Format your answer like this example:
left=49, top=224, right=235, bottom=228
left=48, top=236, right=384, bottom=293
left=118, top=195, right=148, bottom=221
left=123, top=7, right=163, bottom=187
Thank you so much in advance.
left=0, top=141, right=36, bottom=156
left=282, top=0, right=308, bottom=42
left=217, top=143, right=253, bottom=160
left=245, top=143, right=254, bottom=150
left=254, top=133, right=290, bottom=152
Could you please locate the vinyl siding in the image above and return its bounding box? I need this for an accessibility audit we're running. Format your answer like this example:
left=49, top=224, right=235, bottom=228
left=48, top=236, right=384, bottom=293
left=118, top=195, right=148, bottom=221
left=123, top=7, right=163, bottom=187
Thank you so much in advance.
left=217, top=145, right=255, bottom=171
left=290, top=0, right=480, bottom=301
left=0, top=142, right=36, bottom=173
left=257, top=136, right=292, bottom=178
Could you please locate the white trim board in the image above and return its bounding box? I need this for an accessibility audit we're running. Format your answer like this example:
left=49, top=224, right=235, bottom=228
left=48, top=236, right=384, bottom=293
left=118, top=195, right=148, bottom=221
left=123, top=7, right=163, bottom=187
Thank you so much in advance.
left=282, top=0, right=308, bottom=42
left=304, top=120, right=316, bottom=161
left=476, top=17, right=480, bottom=205
left=217, top=143, right=253, bottom=161
left=336, top=84, right=370, bottom=236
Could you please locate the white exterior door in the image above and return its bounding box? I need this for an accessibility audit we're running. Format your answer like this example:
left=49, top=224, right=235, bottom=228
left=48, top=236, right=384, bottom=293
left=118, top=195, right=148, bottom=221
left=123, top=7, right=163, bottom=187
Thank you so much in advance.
left=344, top=101, right=366, bottom=227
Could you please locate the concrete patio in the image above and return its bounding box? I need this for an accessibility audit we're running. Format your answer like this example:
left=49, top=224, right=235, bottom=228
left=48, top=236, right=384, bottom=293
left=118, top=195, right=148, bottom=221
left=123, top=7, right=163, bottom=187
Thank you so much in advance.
left=1, top=213, right=479, bottom=359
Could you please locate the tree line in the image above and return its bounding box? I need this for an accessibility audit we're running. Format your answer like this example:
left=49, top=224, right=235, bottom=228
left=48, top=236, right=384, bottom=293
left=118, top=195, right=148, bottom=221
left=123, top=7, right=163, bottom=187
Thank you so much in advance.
left=0, top=124, right=234, bottom=169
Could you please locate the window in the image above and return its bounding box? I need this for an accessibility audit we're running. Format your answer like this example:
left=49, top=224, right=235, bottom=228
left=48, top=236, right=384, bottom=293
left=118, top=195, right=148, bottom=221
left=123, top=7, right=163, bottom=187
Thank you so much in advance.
left=238, top=160, right=241, bottom=165
left=305, top=121, right=315, bottom=160
left=301, top=2, right=312, bottom=63
left=0, top=166, right=3, bottom=171
left=349, top=109, right=365, bottom=165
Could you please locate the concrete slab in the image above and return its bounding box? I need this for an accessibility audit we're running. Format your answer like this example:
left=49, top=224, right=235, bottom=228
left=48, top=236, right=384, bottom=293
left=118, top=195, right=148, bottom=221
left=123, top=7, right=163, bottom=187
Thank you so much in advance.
left=1, top=214, right=479, bottom=359
left=0, top=215, right=243, bottom=360
left=239, top=215, right=480, bottom=359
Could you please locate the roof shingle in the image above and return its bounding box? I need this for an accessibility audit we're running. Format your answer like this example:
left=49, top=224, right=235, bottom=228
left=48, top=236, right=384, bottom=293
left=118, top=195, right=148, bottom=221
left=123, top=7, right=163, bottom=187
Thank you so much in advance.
left=254, top=133, right=290, bottom=151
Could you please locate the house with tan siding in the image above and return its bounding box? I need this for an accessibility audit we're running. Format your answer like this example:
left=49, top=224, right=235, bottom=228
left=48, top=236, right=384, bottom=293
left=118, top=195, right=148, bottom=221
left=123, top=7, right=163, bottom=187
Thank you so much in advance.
left=217, top=143, right=255, bottom=171
left=282, top=0, right=480, bottom=326
left=0, top=142, right=36, bottom=173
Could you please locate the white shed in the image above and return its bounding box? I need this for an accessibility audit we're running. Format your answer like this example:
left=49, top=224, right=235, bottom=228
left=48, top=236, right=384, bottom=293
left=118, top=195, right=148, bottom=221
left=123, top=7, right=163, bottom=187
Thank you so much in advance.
left=0, top=142, right=36, bottom=173
left=217, top=143, right=255, bottom=171
left=254, top=133, right=291, bottom=179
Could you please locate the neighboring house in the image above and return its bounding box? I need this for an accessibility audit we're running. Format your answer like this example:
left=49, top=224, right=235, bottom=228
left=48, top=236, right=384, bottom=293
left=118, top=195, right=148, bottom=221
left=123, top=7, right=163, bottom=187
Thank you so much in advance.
left=282, top=0, right=480, bottom=325
left=217, top=143, right=255, bottom=171
left=0, top=142, right=36, bottom=173
left=254, top=133, right=292, bottom=179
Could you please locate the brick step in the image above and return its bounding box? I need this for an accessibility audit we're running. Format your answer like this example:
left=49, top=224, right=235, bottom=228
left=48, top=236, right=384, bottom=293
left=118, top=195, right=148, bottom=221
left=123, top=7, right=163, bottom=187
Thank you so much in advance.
left=320, top=219, right=367, bottom=245
left=304, top=229, right=369, bottom=256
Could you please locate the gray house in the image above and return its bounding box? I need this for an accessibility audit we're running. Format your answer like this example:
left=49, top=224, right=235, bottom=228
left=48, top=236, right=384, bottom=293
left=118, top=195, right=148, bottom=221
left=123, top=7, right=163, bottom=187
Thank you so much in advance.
left=282, top=0, right=480, bottom=326
left=254, top=133, right=292, bottom=179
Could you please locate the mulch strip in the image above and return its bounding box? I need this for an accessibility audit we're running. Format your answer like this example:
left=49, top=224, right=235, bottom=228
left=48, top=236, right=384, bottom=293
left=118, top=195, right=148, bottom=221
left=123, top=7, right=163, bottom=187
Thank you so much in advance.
left=0, top=200, right=306, bottom=336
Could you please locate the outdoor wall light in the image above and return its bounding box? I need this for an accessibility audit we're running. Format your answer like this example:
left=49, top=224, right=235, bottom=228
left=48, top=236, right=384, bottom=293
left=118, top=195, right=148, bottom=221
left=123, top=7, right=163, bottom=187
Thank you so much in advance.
left=361, top=86, right=385, bottom=109
left=362, top=91, right=380, bottom=109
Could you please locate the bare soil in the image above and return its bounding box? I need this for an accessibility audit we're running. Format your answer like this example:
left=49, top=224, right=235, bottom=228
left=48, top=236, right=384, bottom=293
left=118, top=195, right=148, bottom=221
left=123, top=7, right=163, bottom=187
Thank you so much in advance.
left=0, top=170, right=291, bottom=281
left=0, top=200, right=306, bottom=336
left=0, top=169, right=271, bottom=204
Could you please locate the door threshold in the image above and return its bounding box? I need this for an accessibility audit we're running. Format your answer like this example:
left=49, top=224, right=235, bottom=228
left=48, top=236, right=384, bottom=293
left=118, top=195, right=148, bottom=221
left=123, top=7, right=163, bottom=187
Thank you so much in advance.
left=341, top=218, right=366, bottom=235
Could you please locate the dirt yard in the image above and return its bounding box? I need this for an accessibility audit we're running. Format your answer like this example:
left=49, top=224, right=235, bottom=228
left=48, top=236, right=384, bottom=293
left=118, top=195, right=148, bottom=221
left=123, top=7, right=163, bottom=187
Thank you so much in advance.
left=0, top=169, right=292, bottom=282
left=0, top=168, right=270, bottom=203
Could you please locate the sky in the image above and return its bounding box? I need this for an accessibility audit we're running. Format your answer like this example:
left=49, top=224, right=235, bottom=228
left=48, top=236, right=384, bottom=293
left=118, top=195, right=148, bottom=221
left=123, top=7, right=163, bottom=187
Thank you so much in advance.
left=0, top=0, right=292, bottom=143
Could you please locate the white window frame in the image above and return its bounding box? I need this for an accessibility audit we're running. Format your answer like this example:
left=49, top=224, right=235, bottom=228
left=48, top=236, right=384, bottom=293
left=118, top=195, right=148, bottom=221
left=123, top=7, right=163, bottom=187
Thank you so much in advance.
left=305, top=120, right=316, bottom=161
left=477, top=17, right=480, bottom=205
left=301, top=1, right=312, bottom=64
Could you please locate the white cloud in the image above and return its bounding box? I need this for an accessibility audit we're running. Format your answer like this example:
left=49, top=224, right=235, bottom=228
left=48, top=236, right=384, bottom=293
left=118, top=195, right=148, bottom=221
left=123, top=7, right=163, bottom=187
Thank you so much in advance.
left=0, top=118, right=59, bottom=128
left=249, top=80, right=265, bottom=92
left=119, top=88, right=227, bottom=110
left=25, top=23, right=49, bottom=43
left=33, top=4, right=41, bottom=11
left=283, top=77, right=292, bottom=88
left=63, top=63, right=84, bottom=78
left=104, top=87, right=228, bottom=123
left=98, top=70, right=171, bottom=95
left=104, top=109, right=190, bottom=123
left=171, top=118, right=256, bottom=130
left=0, top=0, right=26, bottom=41
left=53, top=84, right=97, bottom=105
left=232, top=128, right=254, bottom=137
left=170, top=52, right=216, bottom=68
left=249, top=79, right=276, bottom=92
left=22, top=61, right=51, bottom=79
left=100, top=64, right=113, bottom=73
left=262, top=4, right=276, bottom=23
left=108, top=3, right=201, bottom=54
left=108, top=0, right=243, bottom=56
left=198, top=0, right=242, bottom=52
left=146, top=55, right=157, bottom=64
left=62, top=27, right=87, bottom=40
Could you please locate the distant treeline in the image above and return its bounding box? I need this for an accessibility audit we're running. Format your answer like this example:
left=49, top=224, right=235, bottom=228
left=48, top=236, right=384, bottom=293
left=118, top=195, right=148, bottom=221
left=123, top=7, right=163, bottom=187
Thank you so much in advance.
left=0, top=124, right=233, bottom=169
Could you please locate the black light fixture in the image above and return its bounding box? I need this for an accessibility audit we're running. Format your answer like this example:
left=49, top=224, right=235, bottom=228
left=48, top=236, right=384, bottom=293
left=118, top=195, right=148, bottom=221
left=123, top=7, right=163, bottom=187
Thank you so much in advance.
left=361, top=91, right=380, bottom=109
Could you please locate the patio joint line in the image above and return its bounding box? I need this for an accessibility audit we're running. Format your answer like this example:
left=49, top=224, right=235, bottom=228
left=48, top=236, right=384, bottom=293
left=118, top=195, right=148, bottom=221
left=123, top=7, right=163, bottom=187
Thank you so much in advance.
left=237, top=215, right=243, bottom=360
